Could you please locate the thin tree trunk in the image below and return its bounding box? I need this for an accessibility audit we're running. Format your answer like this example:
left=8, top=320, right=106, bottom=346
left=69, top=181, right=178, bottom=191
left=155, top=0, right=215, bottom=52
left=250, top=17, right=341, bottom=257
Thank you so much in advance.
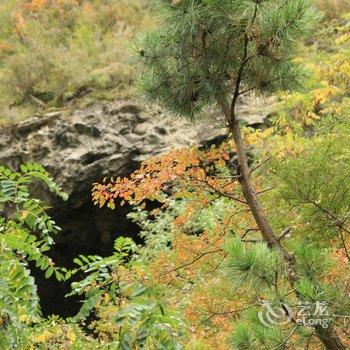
left=220, top=101, right=346, bottom=350
left=316, top=325, right=347, bottom=350
left=228, top=117, right=293, bottom=262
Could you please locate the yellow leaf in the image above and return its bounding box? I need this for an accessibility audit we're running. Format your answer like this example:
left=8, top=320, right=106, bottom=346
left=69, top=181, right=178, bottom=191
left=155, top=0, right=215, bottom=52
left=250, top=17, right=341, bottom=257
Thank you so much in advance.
left=21, top=210, right=29, bottom=219
left=19, top=314, right=31, bottom=323
left=66, top=330, right=76, bottom=343
left=32, top=330, right=51, bottom=343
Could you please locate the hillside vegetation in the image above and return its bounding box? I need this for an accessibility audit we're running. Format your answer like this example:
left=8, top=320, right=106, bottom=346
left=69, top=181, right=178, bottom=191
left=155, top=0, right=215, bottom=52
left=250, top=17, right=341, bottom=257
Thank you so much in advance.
left=0, top=0, right=348, bottom=123
left=0, top=0, right=152, bottom=121
left=0, top=1, right=350, bottom=350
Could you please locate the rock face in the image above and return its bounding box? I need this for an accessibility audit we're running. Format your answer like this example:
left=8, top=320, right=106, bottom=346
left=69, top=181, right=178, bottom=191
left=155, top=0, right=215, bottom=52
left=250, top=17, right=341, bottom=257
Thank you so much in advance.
left=0, top=98, right=273, bottom=316
left=0, top=101, right=223, bottom=204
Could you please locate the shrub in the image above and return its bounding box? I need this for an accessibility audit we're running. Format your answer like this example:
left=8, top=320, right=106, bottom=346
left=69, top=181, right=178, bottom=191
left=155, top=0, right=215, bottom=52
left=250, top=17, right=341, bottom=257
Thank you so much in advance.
left=0, top=163, right=67, bottom=348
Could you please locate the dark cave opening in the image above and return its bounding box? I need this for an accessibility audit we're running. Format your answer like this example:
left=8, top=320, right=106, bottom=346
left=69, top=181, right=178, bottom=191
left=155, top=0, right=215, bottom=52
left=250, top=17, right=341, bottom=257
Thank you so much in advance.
left=32, top=187, right=143, bottom=318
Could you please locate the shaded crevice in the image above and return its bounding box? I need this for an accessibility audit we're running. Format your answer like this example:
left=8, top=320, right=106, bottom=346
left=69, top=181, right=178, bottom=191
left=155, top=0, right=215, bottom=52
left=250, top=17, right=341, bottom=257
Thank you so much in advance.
left=33, top=174, right=142, bottom=318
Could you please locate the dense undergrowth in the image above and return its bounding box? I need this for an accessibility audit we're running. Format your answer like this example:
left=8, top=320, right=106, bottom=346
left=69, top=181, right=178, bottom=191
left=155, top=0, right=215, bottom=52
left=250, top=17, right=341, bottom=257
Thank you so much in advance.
left=0, top=1, right=349, bottom=349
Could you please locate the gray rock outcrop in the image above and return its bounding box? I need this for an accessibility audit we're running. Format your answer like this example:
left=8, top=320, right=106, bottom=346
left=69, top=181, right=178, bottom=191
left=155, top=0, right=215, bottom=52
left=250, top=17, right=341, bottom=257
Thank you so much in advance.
left=0, top=100, right=225, bottom=205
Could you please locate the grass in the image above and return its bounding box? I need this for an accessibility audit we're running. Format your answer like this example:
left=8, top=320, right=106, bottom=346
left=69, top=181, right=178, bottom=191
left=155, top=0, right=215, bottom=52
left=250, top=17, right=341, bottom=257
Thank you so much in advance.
left=0, top=0, right=152, bottom=122
left=0, top=0, right=348, bottom=123
left=316, top=0, right=350, bottom=19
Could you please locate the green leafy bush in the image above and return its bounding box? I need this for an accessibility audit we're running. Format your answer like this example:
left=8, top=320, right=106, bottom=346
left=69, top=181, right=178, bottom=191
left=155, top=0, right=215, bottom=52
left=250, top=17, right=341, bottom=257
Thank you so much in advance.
left=0, top=164, right=185, bottom=349
left=67, top=236, right=186, bottom=349
left=0, top=163, right=67, bottom=348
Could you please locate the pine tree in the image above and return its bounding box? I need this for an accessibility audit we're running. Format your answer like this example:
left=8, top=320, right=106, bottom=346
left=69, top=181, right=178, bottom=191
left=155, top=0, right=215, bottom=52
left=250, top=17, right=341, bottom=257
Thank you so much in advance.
left=134, top=1, right=346, bottom=349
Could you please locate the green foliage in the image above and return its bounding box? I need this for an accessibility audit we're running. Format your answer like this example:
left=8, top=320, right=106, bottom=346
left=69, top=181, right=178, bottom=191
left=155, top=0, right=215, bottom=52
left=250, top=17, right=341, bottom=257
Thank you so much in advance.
left=231, top=308, right=287, bottom=350
left=68, top=236, right=139, bottom=320
left=225, top=237, right=283, bottom=290
left=135, top=0, right=319, bottom=118
left=128, top=206, right=176, bottom=261
left=265, top=118, right=350, bottom=318
left=271, top=119, right=350, bottom=239
left=0, top=165, right=185, bottom=349
left=0, top=251, right=37, bottom=349
left=291, top=239, right=332, bottom=278
left=0, top=163, right=68, bottom=349
left=114, top=295, right=185, bottom=350
left=252, top=13, right=350, bottom=137
left=67, top=236, right=186, bottom=349
left=128, top=197, right=234, bottom=261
